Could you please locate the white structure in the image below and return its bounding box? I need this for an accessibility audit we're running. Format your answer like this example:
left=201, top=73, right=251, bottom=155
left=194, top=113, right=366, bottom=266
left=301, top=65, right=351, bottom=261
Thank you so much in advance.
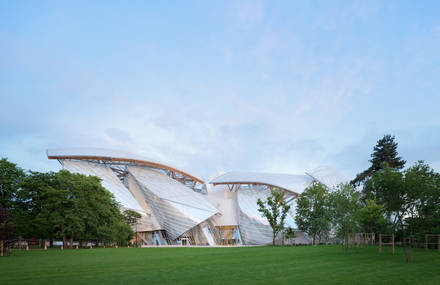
left=208, top=168, right=345, bottom=245
left=47, top=148, right=346, bottom=246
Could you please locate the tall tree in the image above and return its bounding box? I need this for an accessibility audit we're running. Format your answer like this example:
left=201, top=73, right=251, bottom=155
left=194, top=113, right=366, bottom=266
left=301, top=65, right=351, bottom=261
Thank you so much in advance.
left=0, top=206, right=14, bottom=240
left=0, top=158, right=25, bottom=211
left=363, top=163, right=406, bottom=233
left=15, top=171, right=58, bottom=240
left=357, top=199, right=387, bottom=234
left=257, top=188, right=291, bottom=245
left=12, top=168, right=134, bottom=247
left=329, top=183, right=362, bottom=253
left=123, top=209, right=141, bottom=245
left=351, top=135, right=406, bottom=187
left=403, top=161, right=440, bottom=235
left=295, top=183, right=331, bottom=245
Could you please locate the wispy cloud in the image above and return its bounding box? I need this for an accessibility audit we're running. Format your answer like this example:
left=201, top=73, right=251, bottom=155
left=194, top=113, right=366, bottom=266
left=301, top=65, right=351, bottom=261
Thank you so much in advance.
left=1, top=1, right=440, bottom=180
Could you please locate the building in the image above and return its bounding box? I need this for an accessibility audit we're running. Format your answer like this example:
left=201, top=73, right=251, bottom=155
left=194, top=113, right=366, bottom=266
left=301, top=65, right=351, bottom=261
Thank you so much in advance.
left=47, top=148, right=345, bottom=246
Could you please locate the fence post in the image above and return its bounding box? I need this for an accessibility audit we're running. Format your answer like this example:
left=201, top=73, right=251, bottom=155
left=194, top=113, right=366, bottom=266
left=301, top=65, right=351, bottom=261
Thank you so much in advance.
left=379, top=234, right=382, bottom=253
left=438, top=235, right=440, bottom=253
left=392, top=233, right=395, bottom=255
left=425, top=234, right=428, bottom=250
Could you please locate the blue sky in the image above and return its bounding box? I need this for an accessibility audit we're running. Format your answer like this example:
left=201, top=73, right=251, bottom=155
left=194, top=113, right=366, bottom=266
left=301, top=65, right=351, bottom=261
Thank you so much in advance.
left=1, top=0, right=440, bottom=180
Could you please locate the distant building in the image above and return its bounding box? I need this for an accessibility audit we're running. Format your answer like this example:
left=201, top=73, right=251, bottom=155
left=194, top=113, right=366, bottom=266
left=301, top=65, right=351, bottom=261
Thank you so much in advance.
left=47, top=148, right=345, bottom=246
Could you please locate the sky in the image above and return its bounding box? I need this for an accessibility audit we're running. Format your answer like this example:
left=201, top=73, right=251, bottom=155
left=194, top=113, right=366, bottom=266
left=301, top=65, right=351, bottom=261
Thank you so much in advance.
left=1, top=0, right=440, bottom=181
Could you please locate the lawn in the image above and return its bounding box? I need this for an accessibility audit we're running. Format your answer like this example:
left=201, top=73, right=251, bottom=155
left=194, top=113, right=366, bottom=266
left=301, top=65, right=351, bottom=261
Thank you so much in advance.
left=1, top=245, right=439, bottom=285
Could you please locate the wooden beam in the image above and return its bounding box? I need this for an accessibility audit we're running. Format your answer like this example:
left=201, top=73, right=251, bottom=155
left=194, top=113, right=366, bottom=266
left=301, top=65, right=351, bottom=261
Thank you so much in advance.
left=48, top=155, right=204, bottom=183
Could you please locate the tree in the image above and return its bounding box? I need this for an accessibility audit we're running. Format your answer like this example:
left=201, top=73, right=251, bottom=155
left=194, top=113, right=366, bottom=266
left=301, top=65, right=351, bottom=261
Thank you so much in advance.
left=11, top=167, right=134, bottom=247
left=352, top=135, right=406, bottom=187
left=257, top=188, right=291, bottom=245
left=283, top=227, right=296, bottom=245
left=358, top=199, right=387, bottom=234
left=295, top=183, right=331, bottom=245
left=403, top=161, right=440, bottom=235
left=363, top=163, right=406, bottom=233
left=15, top=171, right=58, bottom=241
left=123, top=210, right=142, bottom=227
left=329, top=183, right=362, bottom=253
left=0, top=158, right=25, bottom=211
left=123, top=209, right=141, bottom=245
left=0, top=206, right=14, bottom=240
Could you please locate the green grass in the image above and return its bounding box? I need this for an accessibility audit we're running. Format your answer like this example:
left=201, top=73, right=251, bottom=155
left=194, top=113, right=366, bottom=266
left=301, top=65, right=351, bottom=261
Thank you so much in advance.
left=1, top=245, right=439, bottom=285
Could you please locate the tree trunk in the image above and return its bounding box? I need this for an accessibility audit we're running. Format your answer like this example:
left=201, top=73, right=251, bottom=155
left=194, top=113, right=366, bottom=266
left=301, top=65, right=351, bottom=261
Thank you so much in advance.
left=313, top=234, right=316, bottom=246
left=70, top=235, right=73, bottom=249
left=345, top=233, right=348, bottom=254
left=273, top=233, right=276, bottom=246
left=61, top=224, right=67, bottom=249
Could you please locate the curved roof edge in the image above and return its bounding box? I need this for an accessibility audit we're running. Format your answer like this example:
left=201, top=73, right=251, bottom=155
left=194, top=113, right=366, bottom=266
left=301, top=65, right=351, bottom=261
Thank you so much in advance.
left=46, top=147, right=204, bottom=184
left=209, top=171, right=313, bottom=196
left=305, top=166, right=346, bottom=189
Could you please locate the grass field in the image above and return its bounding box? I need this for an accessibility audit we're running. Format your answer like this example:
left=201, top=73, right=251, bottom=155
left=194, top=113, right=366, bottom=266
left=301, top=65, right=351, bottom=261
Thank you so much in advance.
left=1, top=245, right=439, bottom=285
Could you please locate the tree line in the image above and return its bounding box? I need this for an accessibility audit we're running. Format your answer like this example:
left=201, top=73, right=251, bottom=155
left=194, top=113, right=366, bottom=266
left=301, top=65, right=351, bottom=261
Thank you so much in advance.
left=0, top=159, right=139, bottom=248
left=294, top=135, right=440, bottom=252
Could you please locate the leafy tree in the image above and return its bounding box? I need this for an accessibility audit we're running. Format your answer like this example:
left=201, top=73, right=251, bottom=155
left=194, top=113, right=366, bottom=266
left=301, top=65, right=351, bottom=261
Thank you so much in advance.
left=123, top=210, right=142, bottom=227
left=257, top=188, right=291, bottom=245
left=352, top=135, right=406, bottom=187
left=358, top=199, right=387, bottom=234
left=329, top=183, right=362, bottom=253
left=15, top=171, right=58, bottom=240
left=123, top=209, right=141, bottom=245
left=0, top=206, right=14, bottom=240
left=283, top=227, right=296, bottom=245
left=0, top=158, right=25, bottom=211
left=114, top=222, right=134, bottom=246
left=11, top=167, right=134, bottom=247
left=403, top=161, right=440, bottom=235
left=363, top=163, right=406, bottom=233
left=295, top=183, right=331, bottom=245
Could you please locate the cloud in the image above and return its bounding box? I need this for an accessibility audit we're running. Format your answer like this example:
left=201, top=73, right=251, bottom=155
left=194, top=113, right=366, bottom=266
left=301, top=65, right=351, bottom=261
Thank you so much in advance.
left=236, top=1, right=265, bottom=27
left=1, top=0, right=440, bottom=182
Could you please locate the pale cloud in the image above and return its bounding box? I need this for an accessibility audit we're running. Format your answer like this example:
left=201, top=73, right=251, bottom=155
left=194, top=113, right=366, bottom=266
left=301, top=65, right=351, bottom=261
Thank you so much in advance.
left=1, top=0, right=440, bottom=182
left=236, top=1, right=265, bottom=27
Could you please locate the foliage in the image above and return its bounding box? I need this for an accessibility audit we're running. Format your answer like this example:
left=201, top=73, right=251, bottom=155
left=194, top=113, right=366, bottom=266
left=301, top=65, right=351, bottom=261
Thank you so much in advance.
left=364, top=163, right=407, bottom=233
left=403, top=161, right=440, bottom=235
left=357, top=199, right=387, bottom=234
left=0, top=206, right=14, bottom=240
left=329, top=183, right=362, bottom=253
left=295, top=183, right=331, bottom=245
left=0, top=158, right=134, bottom=246
left=123, top=209, right=142, bottom=226
left=257, top=188, right=291, bottom=245
left=283, top=226, right=296, bottom=241
left=361, top=160, right=440, bottom=238
left=352, top=135, right=405, bottom=186
left=0, top=158, right=25, bottom=210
